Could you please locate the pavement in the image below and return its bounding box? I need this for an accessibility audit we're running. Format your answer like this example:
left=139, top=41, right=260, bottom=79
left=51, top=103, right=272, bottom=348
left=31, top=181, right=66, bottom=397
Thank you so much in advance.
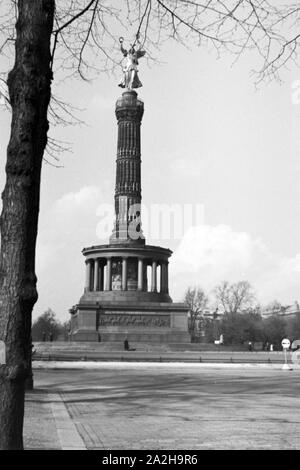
left=23, top=362, right=300, bottom=450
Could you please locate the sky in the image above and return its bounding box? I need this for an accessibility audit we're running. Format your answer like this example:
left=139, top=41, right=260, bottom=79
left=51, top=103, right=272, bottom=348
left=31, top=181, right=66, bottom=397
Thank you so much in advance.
left=1, top=12, right=300, bottom=321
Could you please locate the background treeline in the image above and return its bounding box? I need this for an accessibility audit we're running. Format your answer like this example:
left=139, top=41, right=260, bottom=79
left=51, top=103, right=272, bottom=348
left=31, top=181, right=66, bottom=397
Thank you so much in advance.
left=32, top=281, right=300, bottom=349
left=31, top=308, right=70, bottom=342
left=184, top=282, right=300, bottom=349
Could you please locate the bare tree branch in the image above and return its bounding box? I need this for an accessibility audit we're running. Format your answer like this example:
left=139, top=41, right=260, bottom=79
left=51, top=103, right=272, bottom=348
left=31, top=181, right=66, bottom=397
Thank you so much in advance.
left=2, top=0, right=300, bottom=149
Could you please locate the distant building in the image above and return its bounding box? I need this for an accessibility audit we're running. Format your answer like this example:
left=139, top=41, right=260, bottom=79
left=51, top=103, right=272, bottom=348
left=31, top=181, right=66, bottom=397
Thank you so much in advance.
left=188, top=308, right=223, bottom=342
left=261, top=301, right=300, bottom=319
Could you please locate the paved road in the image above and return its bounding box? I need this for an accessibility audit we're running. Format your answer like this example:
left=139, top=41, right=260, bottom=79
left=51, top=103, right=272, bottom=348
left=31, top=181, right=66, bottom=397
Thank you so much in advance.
left=24, top=364, right=300, bottom=450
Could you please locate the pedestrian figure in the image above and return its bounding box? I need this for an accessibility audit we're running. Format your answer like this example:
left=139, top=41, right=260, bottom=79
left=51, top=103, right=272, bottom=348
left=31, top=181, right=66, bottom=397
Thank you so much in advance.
left=248, top=341, right=253, bottom=351
left=124, top=338, right=129, bottom=351
left=49, top=332, right=53, bottom=342
left=42, top=331, right=46, bottom=342
left=31, top=343, right=36, bottom=356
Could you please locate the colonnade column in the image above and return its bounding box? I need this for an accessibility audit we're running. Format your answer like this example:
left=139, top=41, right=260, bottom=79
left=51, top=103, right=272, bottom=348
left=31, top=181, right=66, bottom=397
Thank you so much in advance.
left=151, top=260, right=157, bottom=292
left=137, top=258, right=143, bottom=291
left=161, top=261, right=169, bottom=294
left=122, top=257, right=128, bottom=290
left=99, top=262, right=103, bottom=291
left=85, top=260, right=92, bottom=292
left=165, top=262, right=169, bottom=294
left=84, top=256, right=169, bottom=294
left=94, top=258, right=99, bottom=291
left=105, top=257, right=112, bottom=291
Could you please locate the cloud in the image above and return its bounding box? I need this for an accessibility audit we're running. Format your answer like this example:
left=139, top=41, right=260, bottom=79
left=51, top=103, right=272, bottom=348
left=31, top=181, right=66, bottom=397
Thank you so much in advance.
left=53, top=186, right=102, bottom=213
left=34, top=192, right=300, bottom=321
left=171, top=224, right=300, bottom=305
left=50, top=184, right=113, bottom=237
left=34, top=185, right=112, bottom=321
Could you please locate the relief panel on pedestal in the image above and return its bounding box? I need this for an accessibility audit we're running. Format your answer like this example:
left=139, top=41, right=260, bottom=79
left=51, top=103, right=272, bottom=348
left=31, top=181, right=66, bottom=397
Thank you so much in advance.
left=99, top=313, right=171, bottom=328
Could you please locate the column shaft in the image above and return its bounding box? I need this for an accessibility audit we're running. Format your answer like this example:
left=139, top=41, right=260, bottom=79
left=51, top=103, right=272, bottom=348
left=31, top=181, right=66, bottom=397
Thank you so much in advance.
left=105, top=258, right=112, bottom=291
left=85, top=260, right=92, bottom=292
left=161, top=262, right=169, bottom=294
left=151, top=260, right=157, bottom=292
left=122, top=258, right=128, bottom=290
left=93, top=259, right=99, bottom=291
left=137, top=258, right=143, bottom=291
left=165, top=262, right=169, bottom=294
left=99, top=262, right=103, bottom=291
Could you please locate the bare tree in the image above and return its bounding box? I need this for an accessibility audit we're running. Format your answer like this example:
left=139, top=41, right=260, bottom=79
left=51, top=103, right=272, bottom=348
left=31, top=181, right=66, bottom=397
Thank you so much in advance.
left=184, top=286, right=208, bottom=313
left=184, top=286, right=209, bottom=337
left=31, top=309, right=62, bottom=342
left=0, top=0, right=299, bottom=451
left=0, top=0, right=55, bottom=450
left=214, top=280, right=255, bottom=314
left=48, top=0, right=300, bottom=84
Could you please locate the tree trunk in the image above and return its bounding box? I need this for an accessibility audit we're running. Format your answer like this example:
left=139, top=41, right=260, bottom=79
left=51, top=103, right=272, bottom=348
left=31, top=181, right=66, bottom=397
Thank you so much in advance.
left=0, top=0, right=54, bottom=450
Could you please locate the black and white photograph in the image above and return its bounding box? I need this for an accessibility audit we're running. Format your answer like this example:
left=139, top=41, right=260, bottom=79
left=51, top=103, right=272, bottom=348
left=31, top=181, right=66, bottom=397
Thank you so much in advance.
left=0, top=0, right=300, bottom=454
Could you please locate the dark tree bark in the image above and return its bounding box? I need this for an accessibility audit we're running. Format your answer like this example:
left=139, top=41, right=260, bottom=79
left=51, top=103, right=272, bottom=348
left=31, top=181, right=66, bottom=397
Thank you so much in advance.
left=0, top=0, right=54, bottom=450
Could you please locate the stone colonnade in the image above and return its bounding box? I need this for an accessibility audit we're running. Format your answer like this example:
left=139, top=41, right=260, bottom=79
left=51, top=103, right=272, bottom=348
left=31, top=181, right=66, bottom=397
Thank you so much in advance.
left=84, top=256, right=169, bottom=293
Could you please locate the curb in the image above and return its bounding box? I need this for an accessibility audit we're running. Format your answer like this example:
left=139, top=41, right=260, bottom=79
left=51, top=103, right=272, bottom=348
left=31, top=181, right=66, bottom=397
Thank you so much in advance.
left=49, top=393, right=86, bottom=450
left=32, top=361, right=297, bottom=370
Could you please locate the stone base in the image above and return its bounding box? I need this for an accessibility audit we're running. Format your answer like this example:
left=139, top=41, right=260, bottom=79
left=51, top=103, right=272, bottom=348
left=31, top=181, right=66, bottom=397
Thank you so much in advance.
left=71, top=301, right=190, bottom=343
left=80, top=290, right=172, bottom=304
left=71, top=330, right=100, bottom=342
left=98, top=331, right=190, bottom=343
